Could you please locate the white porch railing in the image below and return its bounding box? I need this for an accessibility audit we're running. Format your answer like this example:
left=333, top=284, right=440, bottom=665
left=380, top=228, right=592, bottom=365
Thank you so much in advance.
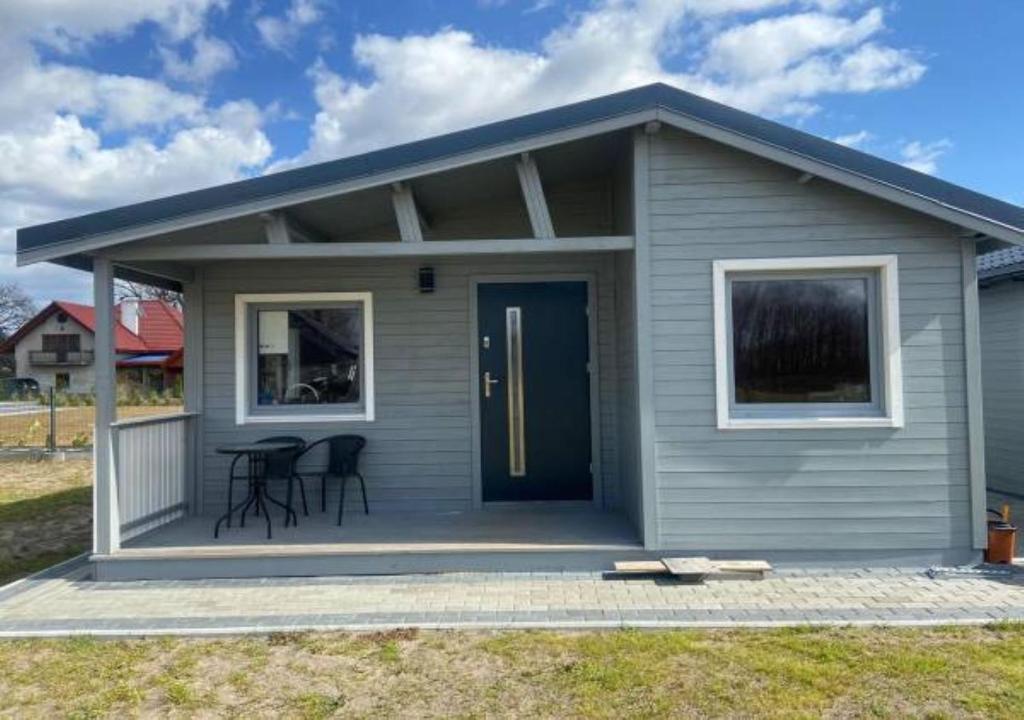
left=111, top=412, right=199, bottom=542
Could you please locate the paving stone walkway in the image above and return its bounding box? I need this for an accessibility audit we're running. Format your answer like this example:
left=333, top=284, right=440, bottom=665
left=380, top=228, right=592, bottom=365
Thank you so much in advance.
left=2, top=558, right=1024, bottom=637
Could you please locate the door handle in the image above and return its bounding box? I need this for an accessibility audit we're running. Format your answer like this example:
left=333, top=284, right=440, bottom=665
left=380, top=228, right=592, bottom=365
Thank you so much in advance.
left=483, top=371, right=500, bottom=398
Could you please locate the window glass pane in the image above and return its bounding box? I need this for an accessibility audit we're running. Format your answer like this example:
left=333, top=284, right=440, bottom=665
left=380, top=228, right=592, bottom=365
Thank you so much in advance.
left=731, top=277, right=871, bottom=404
left=255, top=306, right=361, bottom=406
left=42, top=334, right=81, bottom=352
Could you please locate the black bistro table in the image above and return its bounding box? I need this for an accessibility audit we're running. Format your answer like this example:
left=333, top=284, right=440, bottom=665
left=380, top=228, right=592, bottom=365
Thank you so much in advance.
left=213, top=441, right=300, bottom=539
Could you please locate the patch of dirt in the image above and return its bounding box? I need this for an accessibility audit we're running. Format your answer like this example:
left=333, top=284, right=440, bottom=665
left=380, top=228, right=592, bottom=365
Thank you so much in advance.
left=0, top=501, right=91, bottom=562
left=0, top=459, right=93, bottom=582
left=363, top=628, right=420, bottom=644
left=0, top=457, right=91, bottom=502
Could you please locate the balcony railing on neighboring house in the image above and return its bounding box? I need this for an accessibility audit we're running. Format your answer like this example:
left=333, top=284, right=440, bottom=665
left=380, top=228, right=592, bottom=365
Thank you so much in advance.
left=112, top=412, right=198, bottom=542
left=28, top=350, right=95, bottom=366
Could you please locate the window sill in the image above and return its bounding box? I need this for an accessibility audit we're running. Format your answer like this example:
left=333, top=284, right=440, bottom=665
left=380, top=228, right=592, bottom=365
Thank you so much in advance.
left=237, top=411, right=373, bottom=425
left=718, top=416, right=902, bottom=431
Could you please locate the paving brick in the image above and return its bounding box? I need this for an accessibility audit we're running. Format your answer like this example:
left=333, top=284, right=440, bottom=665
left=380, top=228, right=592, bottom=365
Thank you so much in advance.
left=3, top=563, right=1024, bottom=636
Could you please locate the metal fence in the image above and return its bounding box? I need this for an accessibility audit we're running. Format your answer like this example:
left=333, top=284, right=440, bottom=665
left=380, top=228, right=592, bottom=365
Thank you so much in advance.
left=0, top=388, right=184, bottom=451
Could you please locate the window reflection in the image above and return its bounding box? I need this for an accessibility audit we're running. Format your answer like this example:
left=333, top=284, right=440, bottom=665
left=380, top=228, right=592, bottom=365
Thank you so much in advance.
left=256, top=307, right=361, bottom=406
left=731, top=277, right=871, bottom=404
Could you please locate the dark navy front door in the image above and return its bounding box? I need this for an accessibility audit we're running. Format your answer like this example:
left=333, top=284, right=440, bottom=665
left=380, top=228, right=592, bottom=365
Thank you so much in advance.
left=478, top=281, right=592, bottom=502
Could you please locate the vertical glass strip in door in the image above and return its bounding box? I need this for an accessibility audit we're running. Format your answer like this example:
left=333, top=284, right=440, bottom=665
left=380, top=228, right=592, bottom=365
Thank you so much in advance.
left=505, top=306, right=526, bottom=477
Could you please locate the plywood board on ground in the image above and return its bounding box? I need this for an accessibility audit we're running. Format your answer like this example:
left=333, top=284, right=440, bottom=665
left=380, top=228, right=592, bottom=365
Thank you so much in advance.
left=612, top=560, right=669, bottom=574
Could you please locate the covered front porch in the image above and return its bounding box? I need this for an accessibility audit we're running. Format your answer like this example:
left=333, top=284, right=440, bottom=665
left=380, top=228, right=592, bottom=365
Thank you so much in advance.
left=81, top=126, right=648, bottom=580
left=95, top=253, right=644, bottom=579
left=97, top=503, right=643, bottom=580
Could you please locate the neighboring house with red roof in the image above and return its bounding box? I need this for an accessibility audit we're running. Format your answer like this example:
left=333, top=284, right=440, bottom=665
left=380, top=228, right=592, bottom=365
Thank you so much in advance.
left=0, top=299, right=183, bottom=394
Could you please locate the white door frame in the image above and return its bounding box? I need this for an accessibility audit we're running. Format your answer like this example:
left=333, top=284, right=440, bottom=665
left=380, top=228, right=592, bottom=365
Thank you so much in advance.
left=468, top=274, right=603, bottom=510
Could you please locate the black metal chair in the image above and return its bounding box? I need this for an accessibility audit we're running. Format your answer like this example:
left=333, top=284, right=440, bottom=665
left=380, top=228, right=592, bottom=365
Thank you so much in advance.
left=294, top=435, right=367, bottom=525
left=258, top=436, right=309, bottom=520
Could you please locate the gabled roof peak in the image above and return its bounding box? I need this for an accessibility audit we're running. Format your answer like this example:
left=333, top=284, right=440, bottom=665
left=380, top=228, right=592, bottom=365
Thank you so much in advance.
left=0, top=299, right=182, bottom=354
left=16, top=82, right=1023, bottom=265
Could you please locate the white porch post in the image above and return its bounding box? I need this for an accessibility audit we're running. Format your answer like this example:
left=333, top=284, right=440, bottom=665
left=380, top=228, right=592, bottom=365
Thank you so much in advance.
left=93, top=256, right=120, bottom=554
left=632, top=126, right=659, bottom=550
left=183, top=268, right=205, bottom=516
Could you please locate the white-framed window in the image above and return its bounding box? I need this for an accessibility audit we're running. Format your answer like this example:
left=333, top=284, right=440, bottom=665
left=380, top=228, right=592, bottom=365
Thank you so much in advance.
left=234, top=292, right=375, bottom=425
left=712, top=255, right=903, bottom=430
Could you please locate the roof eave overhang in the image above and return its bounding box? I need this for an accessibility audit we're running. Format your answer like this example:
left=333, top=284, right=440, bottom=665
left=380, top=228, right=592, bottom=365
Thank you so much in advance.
left=17, top=108, right=659, bottom=268
left=16, top=97, right=1023, bottom=270
left=653, top=108, right=1024, bottom=247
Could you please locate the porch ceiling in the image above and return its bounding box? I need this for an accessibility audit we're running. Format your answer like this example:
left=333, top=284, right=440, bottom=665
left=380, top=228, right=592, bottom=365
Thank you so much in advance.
left=18, top=83, right=1024, bottom=277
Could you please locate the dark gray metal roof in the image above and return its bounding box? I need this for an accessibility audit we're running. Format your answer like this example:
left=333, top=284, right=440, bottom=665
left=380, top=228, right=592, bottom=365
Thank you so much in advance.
left=18, top=82, right=1024, bottom=257
left=979, top=246, right=1024, bottom=283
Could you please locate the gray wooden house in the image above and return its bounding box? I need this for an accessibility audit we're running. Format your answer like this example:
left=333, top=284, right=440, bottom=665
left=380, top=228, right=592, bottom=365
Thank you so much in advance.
left=979, top=247, right=1024, bottom=498
left=17, top=84, right=1024, bottom=580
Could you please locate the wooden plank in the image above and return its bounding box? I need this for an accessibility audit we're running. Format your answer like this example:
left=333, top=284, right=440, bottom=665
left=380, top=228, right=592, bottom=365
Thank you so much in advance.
left=662, top=556, right=714, bottom=573
left=662, top=556, right=714, bottom=582
left=659, top=557, right=771, bottom=581
left=711, top=560, right=772, bottom=579
left=613, top=560, right=668, bottom=574
left=713, top=560, right=772, bottom=572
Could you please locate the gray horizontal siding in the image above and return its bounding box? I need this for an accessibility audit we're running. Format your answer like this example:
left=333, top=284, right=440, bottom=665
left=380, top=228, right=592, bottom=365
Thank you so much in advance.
left=200, top=253, right=621, bottom=513
left=980, top=282, right=1024, bottom=493
left=645, top=127, right=971, bottom=556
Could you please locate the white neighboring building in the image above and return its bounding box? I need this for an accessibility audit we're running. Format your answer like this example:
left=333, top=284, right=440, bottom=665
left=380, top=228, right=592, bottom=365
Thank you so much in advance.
left=1, top=299, right=183, bottom=393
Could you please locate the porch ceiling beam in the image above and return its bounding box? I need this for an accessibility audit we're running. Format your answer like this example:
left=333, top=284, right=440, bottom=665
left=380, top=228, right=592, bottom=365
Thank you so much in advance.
left=106, top=235, right=635, bottom=261
left=516, top=153, right=555, bottom=240
left=391, top=182, right=425, bottom=243
left=18, top=110, right=657, bottom=267
left=259, top=211, right=330, bottom=244
left=113, top=260, right=195, bottom=284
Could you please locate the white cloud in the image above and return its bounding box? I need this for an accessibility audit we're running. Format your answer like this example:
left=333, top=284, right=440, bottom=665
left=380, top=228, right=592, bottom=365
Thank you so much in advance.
left=900, top=139, right=952, bottom=175
left=0, top=104, right=270, bottom=208
left=832, top=129, right=872, bottom=148
left=0, top=0, right=934, bottom=305
left=292, top=0, right=926, bottom=164
left=0, top=0, right=229, bottom=48
left=0, top=54, right=205, bottom=134
left=160, top=34, right=237, bottom=84
left=701, top=8, right=884, bottom=79
left=256, top=0, right=322, bottom=53
left=0, top=1, right=272, bottom=303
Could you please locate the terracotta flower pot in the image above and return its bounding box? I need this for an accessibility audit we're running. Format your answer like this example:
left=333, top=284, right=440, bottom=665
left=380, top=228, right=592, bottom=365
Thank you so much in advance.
left=986, top=522, right=1017, bottom=564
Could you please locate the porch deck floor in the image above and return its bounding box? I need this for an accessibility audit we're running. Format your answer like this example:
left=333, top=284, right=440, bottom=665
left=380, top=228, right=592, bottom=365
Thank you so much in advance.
left=121, top=506, right=641, bottom=559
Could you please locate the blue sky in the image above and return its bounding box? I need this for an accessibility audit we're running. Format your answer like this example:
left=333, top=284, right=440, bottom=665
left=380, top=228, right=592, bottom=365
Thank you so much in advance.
left=1, top=0, right=1020, bottom=304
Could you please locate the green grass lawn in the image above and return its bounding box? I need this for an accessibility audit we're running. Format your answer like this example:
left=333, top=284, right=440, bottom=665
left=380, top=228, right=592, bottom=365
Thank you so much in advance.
left=1, top=626, right=1023, bottom=718
left=0, top=458, right=92, bottom=585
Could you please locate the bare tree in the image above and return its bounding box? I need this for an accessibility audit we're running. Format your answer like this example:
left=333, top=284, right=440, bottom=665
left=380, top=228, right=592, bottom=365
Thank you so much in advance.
left=115, top=280, right=183, bottom=309
left=0, top=281, right=38, bottom=340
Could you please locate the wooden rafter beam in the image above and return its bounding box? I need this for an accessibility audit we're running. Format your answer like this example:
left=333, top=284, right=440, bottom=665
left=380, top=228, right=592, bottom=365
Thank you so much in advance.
left=391, top=182, right=424, bottom=243
left=259, top=211, right=330, bottom=244
left=516, top=153, right=555, bottom=240
left=113, top=260, right=195, bottom=284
